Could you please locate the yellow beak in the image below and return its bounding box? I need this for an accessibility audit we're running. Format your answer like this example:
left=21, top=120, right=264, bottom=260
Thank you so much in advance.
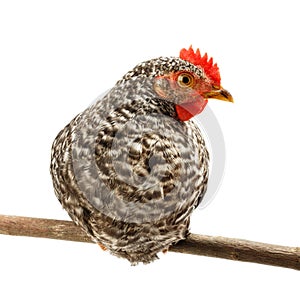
left=204, top=86, right=234, bottom=103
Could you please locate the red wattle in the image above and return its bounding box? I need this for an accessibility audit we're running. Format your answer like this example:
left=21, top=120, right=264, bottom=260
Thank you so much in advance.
left=175, top=99, right=208, bottom=121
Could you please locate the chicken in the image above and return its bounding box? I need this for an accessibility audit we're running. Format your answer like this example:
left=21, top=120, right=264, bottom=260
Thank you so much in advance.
left=50, top=46, right=233, bottom=264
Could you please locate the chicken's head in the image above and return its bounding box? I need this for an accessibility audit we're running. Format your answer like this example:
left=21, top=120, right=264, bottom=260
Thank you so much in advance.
left=119, top=46, right=233, bottom=121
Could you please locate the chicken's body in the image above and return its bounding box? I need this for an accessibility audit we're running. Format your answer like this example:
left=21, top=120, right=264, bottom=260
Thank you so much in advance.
left=50, top=48, right=232, bottom=264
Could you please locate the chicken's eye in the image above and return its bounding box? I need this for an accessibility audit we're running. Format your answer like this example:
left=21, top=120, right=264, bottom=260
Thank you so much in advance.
left=177, top=73, right=195, bottom=88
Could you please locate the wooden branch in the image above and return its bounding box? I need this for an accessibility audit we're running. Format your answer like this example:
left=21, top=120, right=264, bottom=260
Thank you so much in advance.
left=0, top=214, right=299, bottom=270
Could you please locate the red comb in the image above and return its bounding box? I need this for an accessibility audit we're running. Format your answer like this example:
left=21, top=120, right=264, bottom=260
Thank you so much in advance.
left=179, top=46, right=221, bottom=86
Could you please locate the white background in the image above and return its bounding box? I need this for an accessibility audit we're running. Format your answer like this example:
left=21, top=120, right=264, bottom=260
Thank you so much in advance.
left=0, top=0, right=299, bottom=299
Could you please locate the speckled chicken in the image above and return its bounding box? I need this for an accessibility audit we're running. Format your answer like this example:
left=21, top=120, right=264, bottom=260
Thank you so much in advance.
left=50, top=46, right=233, bottom=264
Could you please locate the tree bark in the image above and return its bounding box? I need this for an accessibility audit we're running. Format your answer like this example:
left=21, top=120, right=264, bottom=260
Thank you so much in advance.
left=0, top=214, right=299, bottom=270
